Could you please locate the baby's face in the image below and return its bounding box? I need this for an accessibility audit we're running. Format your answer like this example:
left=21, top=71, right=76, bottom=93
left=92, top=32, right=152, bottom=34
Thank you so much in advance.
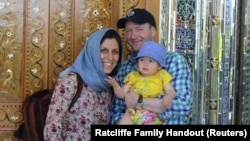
left=137, top=56, right=161, bottom=77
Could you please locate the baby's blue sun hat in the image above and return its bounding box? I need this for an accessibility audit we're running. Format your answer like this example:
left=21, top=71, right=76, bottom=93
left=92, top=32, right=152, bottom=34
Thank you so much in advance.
left=135, top=41, right=166, bottom=67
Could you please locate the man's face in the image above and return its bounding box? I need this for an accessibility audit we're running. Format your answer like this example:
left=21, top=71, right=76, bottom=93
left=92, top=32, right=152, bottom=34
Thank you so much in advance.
left=124, top=21, right=156, bottom=51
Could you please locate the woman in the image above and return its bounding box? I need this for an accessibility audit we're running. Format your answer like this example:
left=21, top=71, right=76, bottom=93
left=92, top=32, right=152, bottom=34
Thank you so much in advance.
left=44, top=28, right=123, bottom=141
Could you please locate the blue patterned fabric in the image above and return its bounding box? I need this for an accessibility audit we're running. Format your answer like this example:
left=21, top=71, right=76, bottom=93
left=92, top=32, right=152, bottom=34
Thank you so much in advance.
left=111, top=51, right=192, bottom=125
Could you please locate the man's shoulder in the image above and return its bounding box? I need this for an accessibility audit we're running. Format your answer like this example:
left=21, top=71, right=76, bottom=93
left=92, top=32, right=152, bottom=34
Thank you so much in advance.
left=166, top=51, right=181, bottom=55
left=121, top=55, right=136, bottom=67
left=121, top=59, right=132, bottom=67
left=166, top=51, right=185, bottom=60
left=165, top=51, right=192, bottom=72
left=117, top=57, right=137, bottom=76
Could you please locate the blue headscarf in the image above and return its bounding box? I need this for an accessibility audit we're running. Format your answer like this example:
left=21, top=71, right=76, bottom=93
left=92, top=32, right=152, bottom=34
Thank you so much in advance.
left=59, top=28, right=123, bottom=91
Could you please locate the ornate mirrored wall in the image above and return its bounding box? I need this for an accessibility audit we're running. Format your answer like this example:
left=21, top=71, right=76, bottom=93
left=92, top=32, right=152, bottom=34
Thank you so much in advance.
left=239, top=0, right=250, bottom=124
left=0, top=0, right=162, bottom=139
left=159, top=0, right=248, bottom=124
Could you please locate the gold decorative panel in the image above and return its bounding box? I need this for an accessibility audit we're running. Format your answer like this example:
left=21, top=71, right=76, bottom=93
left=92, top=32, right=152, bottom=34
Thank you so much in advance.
left=0, top=0, right=123, bottom=139
left=25, top=0, right=50, bottom=94
left=0, top=0, right=24, bottom=132
left=0, top=1, right=23, bottom=100
left=0, top=0, right=160, bottom=139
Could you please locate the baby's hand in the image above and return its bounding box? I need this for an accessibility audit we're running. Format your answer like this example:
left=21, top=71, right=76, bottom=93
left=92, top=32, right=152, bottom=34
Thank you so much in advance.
left=105, top=76, right=119, bottom=88
left=162, top=94, right=174, bottom=109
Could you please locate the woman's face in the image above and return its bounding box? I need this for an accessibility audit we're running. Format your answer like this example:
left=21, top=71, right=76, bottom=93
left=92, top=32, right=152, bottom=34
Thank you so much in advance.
left=100, top=38, right=120, bottom=74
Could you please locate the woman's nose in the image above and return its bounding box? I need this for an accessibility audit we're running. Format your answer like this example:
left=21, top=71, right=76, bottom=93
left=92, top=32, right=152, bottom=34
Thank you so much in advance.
left=107, top=52, right=113, bottom=60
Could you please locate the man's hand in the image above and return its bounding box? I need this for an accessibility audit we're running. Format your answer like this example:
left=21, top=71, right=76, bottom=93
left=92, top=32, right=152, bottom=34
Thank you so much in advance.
left=162, top=94, right=174, bottom=109
left=124, top=89, right=138, bottom=108
left=124, top=89, right=166, bottom=113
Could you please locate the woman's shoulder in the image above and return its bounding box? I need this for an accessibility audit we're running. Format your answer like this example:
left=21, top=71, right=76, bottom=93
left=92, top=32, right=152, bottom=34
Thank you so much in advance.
left=59, top=72, right=78, bottom=80
left=56, top=72, right=79, bottom=86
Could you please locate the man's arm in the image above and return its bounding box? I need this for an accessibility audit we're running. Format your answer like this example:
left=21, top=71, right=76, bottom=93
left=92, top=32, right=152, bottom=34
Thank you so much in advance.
left=158, top=52, right=192, bottom=124
left=124, top=90, right=165, bottom=113
left=162, top=83, right=176, bottom=108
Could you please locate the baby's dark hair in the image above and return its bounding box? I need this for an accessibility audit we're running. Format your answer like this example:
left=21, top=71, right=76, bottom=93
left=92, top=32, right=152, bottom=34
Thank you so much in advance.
left=100, top=29, right=123, bottom=76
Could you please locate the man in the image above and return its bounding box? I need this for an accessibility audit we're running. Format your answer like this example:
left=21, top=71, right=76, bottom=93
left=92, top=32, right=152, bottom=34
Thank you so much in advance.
left=111, top=8, right=192, bottom=125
